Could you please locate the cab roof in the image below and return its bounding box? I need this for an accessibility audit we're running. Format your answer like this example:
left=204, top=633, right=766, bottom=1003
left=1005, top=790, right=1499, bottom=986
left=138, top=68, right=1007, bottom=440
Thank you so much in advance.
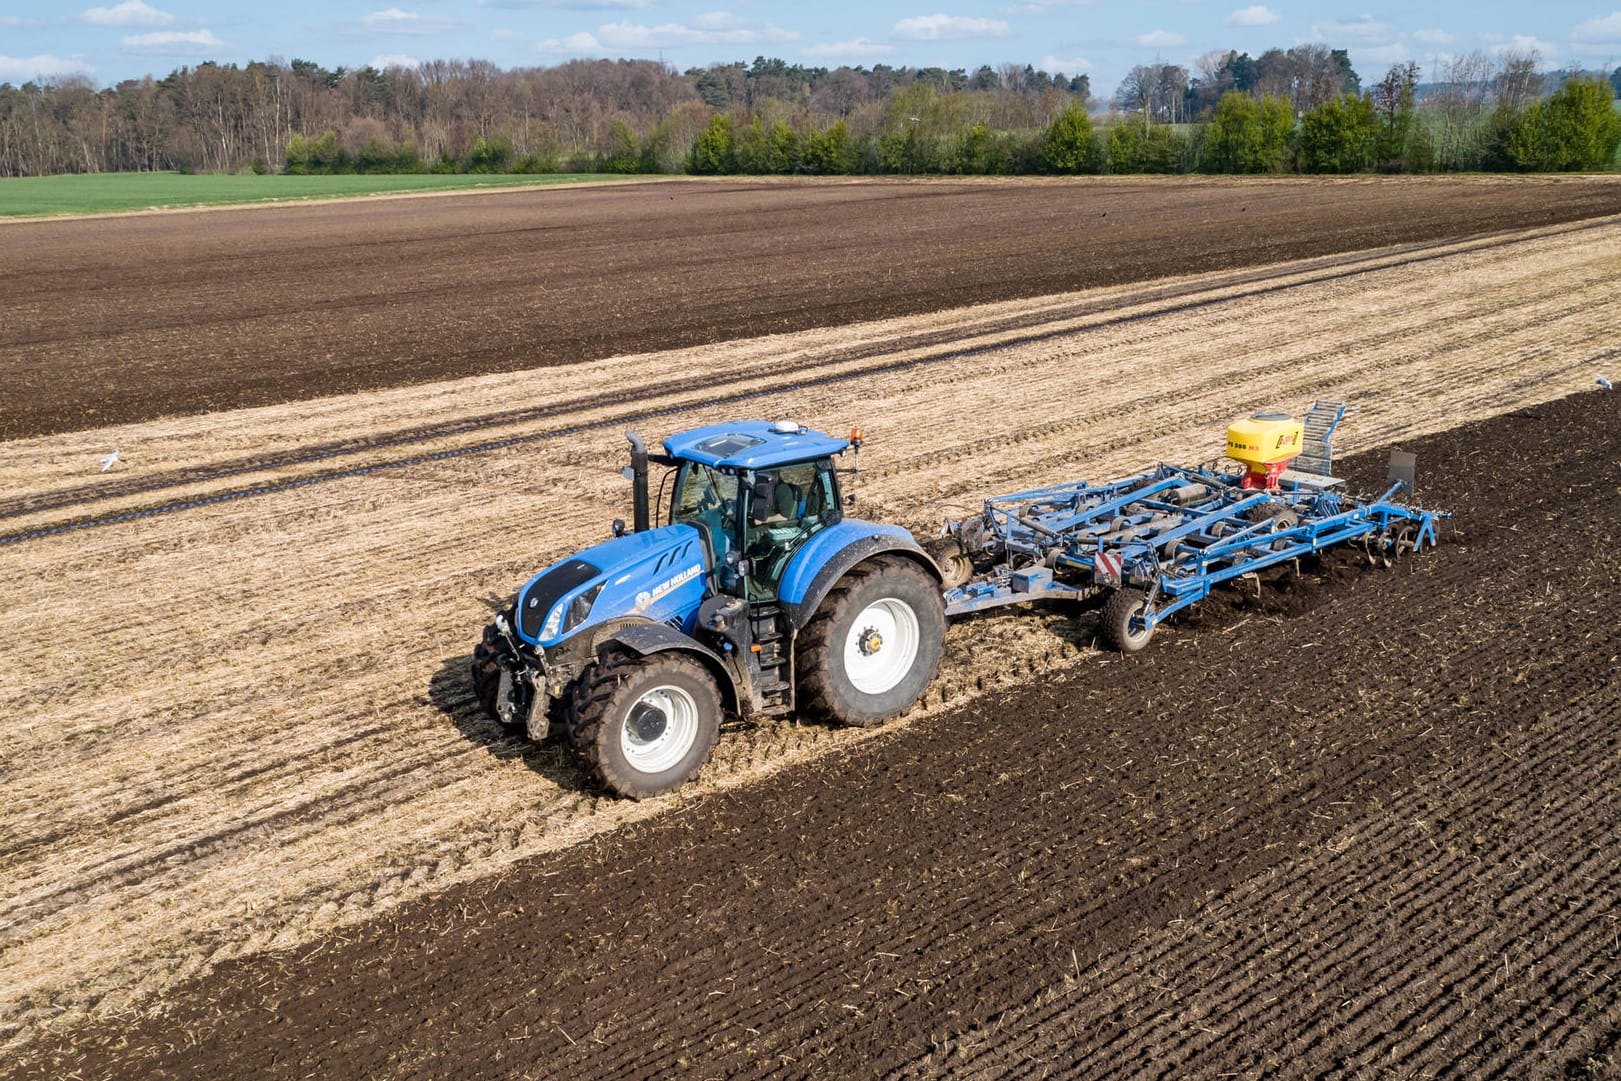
left=662, top=420, right=849, bottom=470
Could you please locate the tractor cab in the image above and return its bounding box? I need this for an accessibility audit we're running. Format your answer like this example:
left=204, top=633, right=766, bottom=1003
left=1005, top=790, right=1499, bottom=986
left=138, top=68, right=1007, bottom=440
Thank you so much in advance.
left=656, top=420, right=851, bottom=601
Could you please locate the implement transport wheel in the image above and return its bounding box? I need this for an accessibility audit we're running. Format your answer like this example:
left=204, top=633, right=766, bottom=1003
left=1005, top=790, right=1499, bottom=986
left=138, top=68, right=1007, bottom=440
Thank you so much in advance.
left=797, top=556, right=946, bottom=728
left=921, top=535, right=974, bottom=590
left=1101, top=587, right=1155, bottom=653
left=567, top=648, right=721, bottom=800
left=1245, top=502, right=1300, bottom=552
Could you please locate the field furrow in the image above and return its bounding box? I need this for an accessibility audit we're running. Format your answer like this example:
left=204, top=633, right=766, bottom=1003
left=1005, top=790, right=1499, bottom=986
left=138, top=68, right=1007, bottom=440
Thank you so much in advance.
left=2, top=214, right=1618, bottom=1056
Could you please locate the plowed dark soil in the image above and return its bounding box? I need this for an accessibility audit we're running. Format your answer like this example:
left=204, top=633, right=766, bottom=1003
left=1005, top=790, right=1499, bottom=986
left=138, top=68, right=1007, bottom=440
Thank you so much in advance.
left=4, top=175, right=1621, bottom=439
left=12, top=390, right=1616, bottom=1079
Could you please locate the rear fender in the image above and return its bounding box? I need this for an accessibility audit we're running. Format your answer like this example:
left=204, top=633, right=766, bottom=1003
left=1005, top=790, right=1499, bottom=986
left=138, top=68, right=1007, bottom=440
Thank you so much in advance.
left=596, top=622, right=743, bottom=717
left=781, top=525, right=943, bottom=629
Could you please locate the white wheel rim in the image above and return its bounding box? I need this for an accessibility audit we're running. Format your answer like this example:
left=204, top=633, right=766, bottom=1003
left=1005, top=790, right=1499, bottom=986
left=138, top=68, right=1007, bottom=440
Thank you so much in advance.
left=843, top=597, right=921, bottom=695
left=1127, top=606, right=1150, bottom=644
left=620, top=684, right=700, bottom=774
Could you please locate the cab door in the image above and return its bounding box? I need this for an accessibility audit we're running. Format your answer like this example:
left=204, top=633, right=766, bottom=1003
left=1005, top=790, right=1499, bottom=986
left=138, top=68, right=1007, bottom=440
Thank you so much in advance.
left=741, top=458, right=841, bottom=601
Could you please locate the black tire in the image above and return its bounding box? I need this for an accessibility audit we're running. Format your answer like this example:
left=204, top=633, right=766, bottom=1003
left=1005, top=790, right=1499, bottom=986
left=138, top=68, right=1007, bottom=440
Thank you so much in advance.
left=796, top=556, right=946, bottom=728
left=1101, top=587, right=1155, bottom=653
left=566, top=648, right=721, bottom=800
left=471, top=624, right=520, bottom=730
left=921, top=535, right=974, bottom=590
left=1245, top=502, right=1300, bottom=552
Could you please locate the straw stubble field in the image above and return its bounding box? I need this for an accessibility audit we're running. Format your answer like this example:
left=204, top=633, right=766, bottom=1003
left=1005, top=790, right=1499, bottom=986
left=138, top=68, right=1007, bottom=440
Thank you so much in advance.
left=1, top=186, right=1619, bottom=1076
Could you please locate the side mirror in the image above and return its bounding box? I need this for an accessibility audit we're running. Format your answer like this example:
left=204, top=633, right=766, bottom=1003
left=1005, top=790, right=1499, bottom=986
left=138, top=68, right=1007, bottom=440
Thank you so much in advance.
left=612, top=518, right=627, bottom=537
left=846, top=494, right=857, bottom=507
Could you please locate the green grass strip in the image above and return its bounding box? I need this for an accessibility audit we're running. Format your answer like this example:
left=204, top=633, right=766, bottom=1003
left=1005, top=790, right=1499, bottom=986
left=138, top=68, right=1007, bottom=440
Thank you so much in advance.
left=0, top=172, right=635, bottom=218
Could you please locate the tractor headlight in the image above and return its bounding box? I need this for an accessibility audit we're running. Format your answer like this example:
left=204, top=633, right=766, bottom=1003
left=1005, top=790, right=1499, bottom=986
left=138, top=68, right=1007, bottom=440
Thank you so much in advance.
left=563, top=583, right=604, bottom=634
left=541, top=602, right=564, bottom=642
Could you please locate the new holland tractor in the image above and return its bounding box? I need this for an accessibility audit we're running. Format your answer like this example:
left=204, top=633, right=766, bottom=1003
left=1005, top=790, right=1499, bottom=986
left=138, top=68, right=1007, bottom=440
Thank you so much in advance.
left=475, top=408, right=1446, bottom=800
left=472, top=420, right=947, bottom=799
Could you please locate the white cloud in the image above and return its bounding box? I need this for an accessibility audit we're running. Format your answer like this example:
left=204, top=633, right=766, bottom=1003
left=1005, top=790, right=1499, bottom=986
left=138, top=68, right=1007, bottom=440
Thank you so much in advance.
left=121, top=29, right=229, bottom=54
left=538, top=31, right=604, bottom=52
left=1489, top=33, right=1555, bottom=59
left=370, top=53, right=420, bottom=68
left=1310, top=15, right=1394, bottom=45
left=590, top=13, right=799, bottom=48
left=1001, top=0, right=1095, bottom=12
left=1224, top=5, right=1277, bottom=27
left=480, top=0, right=650, bottom=7
left=490, top=28, right=526, bottom=42
left=359, top=8, right=465, bottom=35
left=1412, top=28, right=1455, bottom=47
left=1040, top=54, right=1092, bottom=73
left=0, top=15, right=47, bottom=28
left=0, top=53, right=94, bottom=81
left=803, top=37, right=897, bottom=59
left=892, top=14, right=1013, bottom=41
left=1571, top=13, right=1621, bottom=43
left=80, top=0, right=173, bottom=27
left=1134, top=29, right=1186, bottom=48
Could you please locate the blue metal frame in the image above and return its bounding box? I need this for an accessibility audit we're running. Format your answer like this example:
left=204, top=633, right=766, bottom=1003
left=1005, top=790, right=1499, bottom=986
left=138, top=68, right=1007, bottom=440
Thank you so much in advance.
left=941, top=460, right=1448, bottom=633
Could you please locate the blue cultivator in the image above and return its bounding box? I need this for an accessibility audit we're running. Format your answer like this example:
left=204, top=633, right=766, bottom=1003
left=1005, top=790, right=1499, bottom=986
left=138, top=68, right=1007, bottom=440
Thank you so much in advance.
left=929, top=401, right=1449, bottom=651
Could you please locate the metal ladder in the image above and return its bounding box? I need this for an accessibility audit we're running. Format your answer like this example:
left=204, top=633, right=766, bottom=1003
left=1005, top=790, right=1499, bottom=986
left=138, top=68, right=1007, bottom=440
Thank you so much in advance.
left=1294, top=399, right=1346, bottom=477
left=748, top=604, right=795, bottom=715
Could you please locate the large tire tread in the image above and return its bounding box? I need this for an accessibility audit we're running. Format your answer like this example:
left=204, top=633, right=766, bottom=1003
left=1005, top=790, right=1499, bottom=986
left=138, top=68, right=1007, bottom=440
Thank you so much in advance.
left=796, top=556, right=945, bottom=728
left=566, top=648, right=719, bottom=799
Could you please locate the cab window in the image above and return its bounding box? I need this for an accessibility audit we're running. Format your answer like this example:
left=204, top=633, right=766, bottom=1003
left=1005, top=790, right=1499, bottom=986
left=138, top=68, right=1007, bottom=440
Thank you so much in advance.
left=670, top=463, right=740, bottom=566
left=742, top=458, right=840, bottom=599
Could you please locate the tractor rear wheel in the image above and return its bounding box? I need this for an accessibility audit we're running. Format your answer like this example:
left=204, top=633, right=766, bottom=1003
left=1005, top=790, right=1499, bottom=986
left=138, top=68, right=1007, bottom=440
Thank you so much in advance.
left=1101, top=587, right=1155, bottom=653
left=796, top=556, right=946, bottom=728
left=566, top=649, right=721, bottom=799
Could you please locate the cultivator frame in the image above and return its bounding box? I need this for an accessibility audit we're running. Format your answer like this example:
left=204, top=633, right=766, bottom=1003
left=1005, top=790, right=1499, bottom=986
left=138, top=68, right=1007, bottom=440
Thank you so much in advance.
left=935, top=405, right=1448, bottom=650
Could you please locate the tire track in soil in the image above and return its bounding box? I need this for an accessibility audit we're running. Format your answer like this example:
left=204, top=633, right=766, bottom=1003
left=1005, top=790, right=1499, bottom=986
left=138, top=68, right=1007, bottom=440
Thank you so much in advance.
left=12, top=391, right=1616, bottom=1081
left=0, top=217, right=1606, bottom=536
left=2, top=218, right=1618, bottom=1058
left=8, top=177, right=1619, bottom=443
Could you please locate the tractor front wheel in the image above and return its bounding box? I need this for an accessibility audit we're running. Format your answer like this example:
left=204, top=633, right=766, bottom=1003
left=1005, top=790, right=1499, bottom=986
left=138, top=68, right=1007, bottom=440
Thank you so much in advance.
left=567, top=649, right=721, bottom=799
left=1101, top=587, right=1155, bottom=653
left=472, top=625, right=523, bottom=731
left=796, top=557, right=946, bottom=728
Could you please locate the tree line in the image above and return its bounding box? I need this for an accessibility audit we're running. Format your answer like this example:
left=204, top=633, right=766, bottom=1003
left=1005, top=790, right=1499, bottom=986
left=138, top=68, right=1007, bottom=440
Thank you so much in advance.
left=1, top=47, right=1617, bottom=179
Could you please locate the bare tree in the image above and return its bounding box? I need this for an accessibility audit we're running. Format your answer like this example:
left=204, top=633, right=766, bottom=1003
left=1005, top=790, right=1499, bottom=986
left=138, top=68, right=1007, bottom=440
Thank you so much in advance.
left=1115, top=63, right=1188, bottom=123
left=1495, top=49, right=1544, bottom=110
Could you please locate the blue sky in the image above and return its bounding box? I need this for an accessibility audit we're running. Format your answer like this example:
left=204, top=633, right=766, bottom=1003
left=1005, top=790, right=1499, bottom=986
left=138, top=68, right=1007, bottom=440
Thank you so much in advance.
left=3, top=1, right=1619, bottom=96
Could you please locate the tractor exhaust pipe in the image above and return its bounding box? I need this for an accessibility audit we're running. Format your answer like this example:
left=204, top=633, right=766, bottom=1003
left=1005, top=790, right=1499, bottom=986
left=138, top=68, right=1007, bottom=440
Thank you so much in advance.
left=626, top=431, right=651, bottom=534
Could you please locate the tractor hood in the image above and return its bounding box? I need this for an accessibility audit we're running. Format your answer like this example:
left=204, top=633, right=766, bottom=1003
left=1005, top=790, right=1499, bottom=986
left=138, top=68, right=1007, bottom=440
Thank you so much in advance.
left=512, top=524, right=710, bottom=648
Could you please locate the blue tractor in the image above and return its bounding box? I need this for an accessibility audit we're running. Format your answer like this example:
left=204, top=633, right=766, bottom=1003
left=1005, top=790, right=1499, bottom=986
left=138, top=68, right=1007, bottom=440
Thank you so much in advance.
left=473, top=420, right=947, bottom=799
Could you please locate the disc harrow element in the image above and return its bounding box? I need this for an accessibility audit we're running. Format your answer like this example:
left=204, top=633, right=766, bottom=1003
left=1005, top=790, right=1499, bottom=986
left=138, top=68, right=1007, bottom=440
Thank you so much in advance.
left=938, top=456, right=1450, bottom=651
